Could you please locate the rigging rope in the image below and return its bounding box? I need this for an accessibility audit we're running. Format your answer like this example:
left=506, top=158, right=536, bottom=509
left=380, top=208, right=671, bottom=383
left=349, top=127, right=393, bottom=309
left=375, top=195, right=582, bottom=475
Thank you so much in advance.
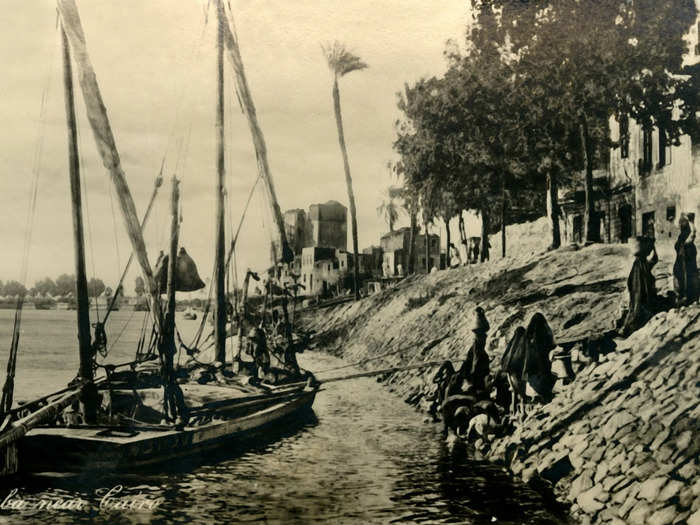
left=1, top=21, right=58, bottom=416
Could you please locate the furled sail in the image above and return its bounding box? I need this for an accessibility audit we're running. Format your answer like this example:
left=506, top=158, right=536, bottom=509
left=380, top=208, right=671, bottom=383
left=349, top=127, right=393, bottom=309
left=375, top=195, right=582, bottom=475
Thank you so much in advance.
left=154, top=247, right=206, bottom=293
left=56, top=0, right=163, bottom=328
left=220, top=4, right=294, bottom=264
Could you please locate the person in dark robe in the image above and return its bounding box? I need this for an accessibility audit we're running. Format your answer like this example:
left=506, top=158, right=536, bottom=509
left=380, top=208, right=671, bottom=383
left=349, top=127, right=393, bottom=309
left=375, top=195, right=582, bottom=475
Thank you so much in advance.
left=673, top=215, right=698, bottom=306
left=248, top=326, right=271, bottom=381
left=619, top=236, right=659, bottom=337
left=522, top=313, right=556, bottom=402
left=456, top=307, right=490, bottom=395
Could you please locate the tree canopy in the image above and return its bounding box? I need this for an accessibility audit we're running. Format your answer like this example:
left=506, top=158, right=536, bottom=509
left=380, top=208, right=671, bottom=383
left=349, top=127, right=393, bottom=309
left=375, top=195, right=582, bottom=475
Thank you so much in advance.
left=393, top=0, right=699, bottom=254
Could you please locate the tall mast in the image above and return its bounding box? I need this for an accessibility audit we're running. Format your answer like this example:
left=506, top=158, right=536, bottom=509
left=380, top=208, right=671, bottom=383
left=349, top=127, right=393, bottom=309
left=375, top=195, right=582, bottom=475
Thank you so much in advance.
left=57, top=0, right=163, bottom=333
left=162, top=177, right=181, bottom=421
left=213, top=0, right=227, bottom=363
left=61, top=25, right=96, bottom=421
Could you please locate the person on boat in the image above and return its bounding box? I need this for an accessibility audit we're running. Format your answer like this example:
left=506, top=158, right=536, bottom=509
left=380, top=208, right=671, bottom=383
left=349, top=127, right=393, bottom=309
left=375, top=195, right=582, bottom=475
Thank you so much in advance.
left=673, top=214, right=698, bottom=306
left=248, top=326, right=271, bottom=381
left=618, top=236, right=659, bottom=337
left=455, top=307, right=490, bottom=395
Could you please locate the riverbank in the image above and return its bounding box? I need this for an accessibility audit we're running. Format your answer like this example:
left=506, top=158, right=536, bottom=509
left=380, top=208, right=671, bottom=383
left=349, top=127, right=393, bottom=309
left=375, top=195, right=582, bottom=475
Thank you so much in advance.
left=299, top=231, right=700, bottom=524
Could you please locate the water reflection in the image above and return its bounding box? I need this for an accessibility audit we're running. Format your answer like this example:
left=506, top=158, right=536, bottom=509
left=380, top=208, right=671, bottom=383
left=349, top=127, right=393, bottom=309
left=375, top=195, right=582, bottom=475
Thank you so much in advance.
left=1, top=345, right=569, bottom=524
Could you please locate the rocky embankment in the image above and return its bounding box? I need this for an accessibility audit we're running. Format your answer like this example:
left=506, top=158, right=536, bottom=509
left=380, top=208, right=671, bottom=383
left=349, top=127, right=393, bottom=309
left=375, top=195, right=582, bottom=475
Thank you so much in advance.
left=299, top=226, right=700, bottom=525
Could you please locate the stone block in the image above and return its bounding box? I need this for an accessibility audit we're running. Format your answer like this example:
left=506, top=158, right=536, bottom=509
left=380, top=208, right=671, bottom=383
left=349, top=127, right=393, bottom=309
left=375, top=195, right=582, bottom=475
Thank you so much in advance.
left=628, top=501, right=653, bottom=523
left=647, top=505, right=679, bottom=525
left=577, top=485, right=607, bottom=514
left=688, top=509, right=700, bottom=525
left=638, top=477, right=669, bottom=502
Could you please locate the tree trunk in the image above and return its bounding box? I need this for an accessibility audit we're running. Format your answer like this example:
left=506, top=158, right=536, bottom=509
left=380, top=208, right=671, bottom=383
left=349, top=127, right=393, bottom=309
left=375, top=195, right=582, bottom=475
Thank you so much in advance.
left=408, top=208, right=417, bottom=274
left=331, top=77, right=360, bottom=300
left=480, top=208, right=490, bottom=262
left=580, top=115, right=599, bottom=244
left=546, top=171, right=561, bottom=249
left=424, top=221, right=430, bottom=272
left=501, top=177, right=507, bottom=258
left=459, top=213, right=467, bottom=258
left=445, top=217, right=451, bottom=268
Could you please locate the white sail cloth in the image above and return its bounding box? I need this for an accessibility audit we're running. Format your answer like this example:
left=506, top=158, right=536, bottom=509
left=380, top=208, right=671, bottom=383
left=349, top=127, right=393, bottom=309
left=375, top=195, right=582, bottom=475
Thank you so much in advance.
left=56, top=0, right=163, bottom=329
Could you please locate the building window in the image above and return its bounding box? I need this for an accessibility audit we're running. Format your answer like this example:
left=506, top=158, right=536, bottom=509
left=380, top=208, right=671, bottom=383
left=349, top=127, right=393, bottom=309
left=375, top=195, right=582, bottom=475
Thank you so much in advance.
left=667, top=206, right=676, bottom=222
left=642, top=128, right=653, bottom=172
left=658, top=125, right=670, bottom=167
left=619, top=115, right=629, bottom=159
left=642, top=211, right=655, bottom=239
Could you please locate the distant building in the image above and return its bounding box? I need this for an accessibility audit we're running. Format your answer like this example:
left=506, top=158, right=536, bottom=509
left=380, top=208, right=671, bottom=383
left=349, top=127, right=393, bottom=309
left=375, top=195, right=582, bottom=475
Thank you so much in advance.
left=362, top=245, right=384, bottom=278
left=307, top=201, right=347, bottom=251
left=380, top=228, right=440, bottom=276
left=295, top=246, right=371, bottom=297
left=284, top=209, right=307, bottom=255
left=272, top=200, right=348, bottom=265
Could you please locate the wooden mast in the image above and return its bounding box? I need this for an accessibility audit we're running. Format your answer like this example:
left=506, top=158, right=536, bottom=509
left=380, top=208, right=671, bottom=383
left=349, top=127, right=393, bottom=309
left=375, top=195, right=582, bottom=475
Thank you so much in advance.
left=213, top=0, right=227, bottom=364
left=162, top=177, right=182, bottom=421
left=61, top=25, right=96, bottom=422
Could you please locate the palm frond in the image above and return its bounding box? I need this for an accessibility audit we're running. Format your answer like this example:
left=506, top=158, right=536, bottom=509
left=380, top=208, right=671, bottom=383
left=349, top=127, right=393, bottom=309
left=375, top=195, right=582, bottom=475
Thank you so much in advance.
left=322, top=41, right=368, bottom=77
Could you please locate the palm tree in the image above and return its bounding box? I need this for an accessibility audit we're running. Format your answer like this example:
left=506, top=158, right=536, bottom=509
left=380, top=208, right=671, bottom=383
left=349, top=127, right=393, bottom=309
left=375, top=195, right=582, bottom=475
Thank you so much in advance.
left=323, top=41, right=367, bottom=301
left=377, top=185, right=402, bottom=232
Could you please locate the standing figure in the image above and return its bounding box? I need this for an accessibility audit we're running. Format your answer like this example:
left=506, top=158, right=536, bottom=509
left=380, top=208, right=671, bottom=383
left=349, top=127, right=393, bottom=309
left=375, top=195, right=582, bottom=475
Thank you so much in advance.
left=673, top=214, right=698, bottom=306
left=619, top=236, right=659, bottom=337
left=448, top=243, right=462, bottom=268
left=248, top=326, right=271, bottom=381
left=456, top=307, right=490, bottom=395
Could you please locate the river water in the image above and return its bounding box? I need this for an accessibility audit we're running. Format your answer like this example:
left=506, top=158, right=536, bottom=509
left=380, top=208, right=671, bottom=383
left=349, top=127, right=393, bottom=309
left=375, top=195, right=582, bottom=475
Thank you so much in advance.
left=0, top=310, right=567, bottom=524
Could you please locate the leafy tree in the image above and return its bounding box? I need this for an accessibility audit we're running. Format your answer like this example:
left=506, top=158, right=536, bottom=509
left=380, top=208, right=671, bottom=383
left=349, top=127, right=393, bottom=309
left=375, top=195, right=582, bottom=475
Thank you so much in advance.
left=3, top=281, right=27, bottom=298
left=87, top=278, right=105, bottom=298
left=34, top=277, right=57, bottom=297
left=55, top=274, right=76, bottom=297
left=377, top=185, right=403, bottom=233
left=323, top=41, right=367, bottom=301
left=480, top=0, right=698, bottom=245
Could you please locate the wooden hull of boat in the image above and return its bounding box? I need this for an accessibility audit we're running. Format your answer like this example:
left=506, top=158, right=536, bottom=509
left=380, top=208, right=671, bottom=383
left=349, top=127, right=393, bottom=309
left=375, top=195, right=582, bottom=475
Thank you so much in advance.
left=19, top=388, right=316, bottom=474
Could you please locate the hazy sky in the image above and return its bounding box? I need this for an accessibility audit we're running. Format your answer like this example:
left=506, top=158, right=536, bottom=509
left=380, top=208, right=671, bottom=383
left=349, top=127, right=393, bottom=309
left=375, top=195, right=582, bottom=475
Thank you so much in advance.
left=0, top=0, right=468, bottom=292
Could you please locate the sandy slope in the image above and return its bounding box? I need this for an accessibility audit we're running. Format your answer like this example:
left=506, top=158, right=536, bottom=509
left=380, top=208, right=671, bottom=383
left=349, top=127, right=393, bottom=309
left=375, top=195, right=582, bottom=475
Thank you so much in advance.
left=299, top=218, right=700, bottom=524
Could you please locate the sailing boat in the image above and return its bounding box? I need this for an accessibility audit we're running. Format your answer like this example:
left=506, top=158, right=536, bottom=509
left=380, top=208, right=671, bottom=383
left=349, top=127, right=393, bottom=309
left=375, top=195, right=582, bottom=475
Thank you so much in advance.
left=0, top=0, right=316, bottom=475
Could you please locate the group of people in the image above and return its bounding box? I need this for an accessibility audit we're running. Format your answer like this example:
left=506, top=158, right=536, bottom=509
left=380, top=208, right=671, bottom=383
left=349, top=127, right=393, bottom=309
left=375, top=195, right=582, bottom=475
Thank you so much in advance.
left=427, top=307, right=557, bottom=444
left=618, top=213, right=698, bottom=336
left=428, top=212, right=698, bottom=445
left=448, top=237, right=490, bottom=269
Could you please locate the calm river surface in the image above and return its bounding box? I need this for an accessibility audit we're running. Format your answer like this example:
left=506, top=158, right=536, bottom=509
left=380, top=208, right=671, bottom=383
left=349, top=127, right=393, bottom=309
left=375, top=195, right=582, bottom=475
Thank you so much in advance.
left=0, top=310, right=567, bottom=524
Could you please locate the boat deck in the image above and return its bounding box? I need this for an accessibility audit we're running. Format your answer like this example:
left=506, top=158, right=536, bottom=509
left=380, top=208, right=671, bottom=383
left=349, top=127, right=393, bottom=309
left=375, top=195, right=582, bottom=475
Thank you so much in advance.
left=21, top=386, right=317, bottom=473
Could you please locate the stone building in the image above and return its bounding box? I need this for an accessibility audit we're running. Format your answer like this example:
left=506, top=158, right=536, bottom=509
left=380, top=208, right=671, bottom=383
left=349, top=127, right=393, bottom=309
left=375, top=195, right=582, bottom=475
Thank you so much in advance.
left=608, top=112, right=700, bottom=242
left=297, top=246, right=370, bottom=297
left=272, top=200, right=348, bottom=264
left=283, top=209, right=307, bottom=255
left=307, top=201, right=347, bottom=251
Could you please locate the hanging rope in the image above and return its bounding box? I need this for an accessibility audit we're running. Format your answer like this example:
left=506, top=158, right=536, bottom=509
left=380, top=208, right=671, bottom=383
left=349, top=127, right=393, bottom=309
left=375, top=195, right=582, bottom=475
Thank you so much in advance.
left=224, top=174, right=260, bottom=274
left=0, top=22, right=57, bottom=418
left=103, top=172, right=164, bottom=325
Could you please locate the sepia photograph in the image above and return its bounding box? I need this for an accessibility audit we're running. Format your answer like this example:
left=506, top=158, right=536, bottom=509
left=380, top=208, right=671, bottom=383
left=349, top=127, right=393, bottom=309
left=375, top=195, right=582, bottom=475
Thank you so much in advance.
left=0, top=0, right=699, bottom=523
